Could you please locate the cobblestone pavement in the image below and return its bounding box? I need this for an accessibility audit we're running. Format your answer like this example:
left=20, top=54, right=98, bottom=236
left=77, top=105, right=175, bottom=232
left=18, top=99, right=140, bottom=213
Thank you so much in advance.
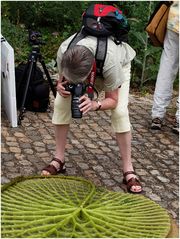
left=1, top=92, right=179, bottom=226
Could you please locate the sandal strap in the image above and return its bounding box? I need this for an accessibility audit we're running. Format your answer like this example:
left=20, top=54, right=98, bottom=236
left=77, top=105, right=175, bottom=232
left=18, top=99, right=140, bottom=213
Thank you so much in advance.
left=42, top=157, right=66, bottom=175
left=123, top=171, right=142, bottom=193
left=51, top=157, right=65, bottom=170
left=43, top=164, right=58, bottom=175
left=126, top=177, right=142, bottom=190
left=123, top=171, right=136, bottom=178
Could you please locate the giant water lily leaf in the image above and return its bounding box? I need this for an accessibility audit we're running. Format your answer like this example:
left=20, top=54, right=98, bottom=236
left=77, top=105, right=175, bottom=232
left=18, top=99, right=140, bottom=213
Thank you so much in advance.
left=2, top=176, right=170, bottom=238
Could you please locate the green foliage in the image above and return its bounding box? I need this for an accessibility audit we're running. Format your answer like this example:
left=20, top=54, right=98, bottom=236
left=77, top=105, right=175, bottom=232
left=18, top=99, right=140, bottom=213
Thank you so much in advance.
left=120, top=1, right=162, bottom=89
left=1, top=18, right=30, bottom=63
left=131, top=31, right=161, bottom=89
left=1, top=1, right=85, bottom=32
left=2, top=176, right=170, bottom=238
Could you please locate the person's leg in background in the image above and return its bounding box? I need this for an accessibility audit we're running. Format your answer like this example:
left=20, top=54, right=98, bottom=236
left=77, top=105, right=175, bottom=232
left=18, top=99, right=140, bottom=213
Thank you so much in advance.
left=111, top=63, right=142, bottom=193
left=151, top=30, right=179, bottom=130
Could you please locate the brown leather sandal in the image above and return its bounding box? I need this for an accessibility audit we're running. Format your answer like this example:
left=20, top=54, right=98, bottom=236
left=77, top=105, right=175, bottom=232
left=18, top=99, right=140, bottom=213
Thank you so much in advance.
left=42, top=157, right=66, bottom=175
left=123, top=171, right=142, bottom=194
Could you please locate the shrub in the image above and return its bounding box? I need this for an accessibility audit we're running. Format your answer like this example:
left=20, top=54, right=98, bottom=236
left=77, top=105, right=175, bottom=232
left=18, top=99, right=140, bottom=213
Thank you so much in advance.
left=1, top=18, right=30, bottom=64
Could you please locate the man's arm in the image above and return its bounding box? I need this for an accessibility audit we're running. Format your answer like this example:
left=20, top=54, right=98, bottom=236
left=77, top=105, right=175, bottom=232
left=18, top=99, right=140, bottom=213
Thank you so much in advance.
left=79, top=88, right=119, bottom=114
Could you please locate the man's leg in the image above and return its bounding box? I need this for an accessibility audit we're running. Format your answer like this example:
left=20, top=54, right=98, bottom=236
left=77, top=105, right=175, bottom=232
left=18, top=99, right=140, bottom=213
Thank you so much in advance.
left=111, top=63, right=142, bottom=193
left=41, top=124, right=69, bottom=176
left=42, top=93, right=71, bottom=175
left=116, top=131, right=141, bottom=192
left=54, top=124, right=69, bottom=162
left=116, top=131, right=132, bottom=172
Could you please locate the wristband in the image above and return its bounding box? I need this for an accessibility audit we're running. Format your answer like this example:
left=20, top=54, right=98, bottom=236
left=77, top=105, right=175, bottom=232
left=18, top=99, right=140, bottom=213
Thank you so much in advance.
left=95, top=101, right=102, bottom=111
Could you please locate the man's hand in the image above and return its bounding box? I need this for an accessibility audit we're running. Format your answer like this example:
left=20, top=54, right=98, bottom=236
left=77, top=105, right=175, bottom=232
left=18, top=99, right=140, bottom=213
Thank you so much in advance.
left=79, top=95, right=93, bottom=115
left=56, top=79, right=71, bottom=98
left=79, top=87, right=119, bottom=114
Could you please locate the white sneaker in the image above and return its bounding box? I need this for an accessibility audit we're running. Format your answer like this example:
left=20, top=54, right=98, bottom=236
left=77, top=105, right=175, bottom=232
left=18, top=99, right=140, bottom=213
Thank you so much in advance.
left=151, top=117, right=163, bottom=130
left=172, top=121, right=179, bottom=135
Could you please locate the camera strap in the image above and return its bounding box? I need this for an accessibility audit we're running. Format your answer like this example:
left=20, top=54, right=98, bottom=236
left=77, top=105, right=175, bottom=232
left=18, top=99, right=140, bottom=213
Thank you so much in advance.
left=86, top=60, right=97, bottom=100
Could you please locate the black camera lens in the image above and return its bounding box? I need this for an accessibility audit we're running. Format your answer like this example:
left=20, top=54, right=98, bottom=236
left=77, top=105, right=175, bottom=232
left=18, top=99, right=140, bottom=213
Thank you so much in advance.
left=71, top=97, right=82, bottom=118
left=71, top=83, right=84, bottom=118
left=65, top=83, right=84, bottom=118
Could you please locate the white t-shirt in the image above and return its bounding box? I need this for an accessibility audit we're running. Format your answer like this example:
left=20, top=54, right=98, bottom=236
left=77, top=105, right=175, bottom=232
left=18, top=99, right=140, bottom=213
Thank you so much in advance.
left=57, top=34, right=136, bottom=92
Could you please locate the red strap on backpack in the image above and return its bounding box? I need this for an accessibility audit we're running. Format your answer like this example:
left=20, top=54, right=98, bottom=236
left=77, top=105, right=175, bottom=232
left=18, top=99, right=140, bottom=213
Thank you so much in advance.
left=86, top=60, right=96, bottom=99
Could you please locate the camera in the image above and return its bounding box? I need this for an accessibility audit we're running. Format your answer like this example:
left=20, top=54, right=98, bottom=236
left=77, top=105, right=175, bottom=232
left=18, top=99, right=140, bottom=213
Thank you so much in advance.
left=65, top=83, right=86, bottom=118
left=28, top=30, right=44, bottom=45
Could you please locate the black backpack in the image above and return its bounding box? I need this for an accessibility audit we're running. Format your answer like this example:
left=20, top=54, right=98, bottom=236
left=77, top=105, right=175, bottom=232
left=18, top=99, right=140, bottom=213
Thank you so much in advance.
left=15, top=63, right=50, bottom=112
left=68, top=4, right=130, bottom=76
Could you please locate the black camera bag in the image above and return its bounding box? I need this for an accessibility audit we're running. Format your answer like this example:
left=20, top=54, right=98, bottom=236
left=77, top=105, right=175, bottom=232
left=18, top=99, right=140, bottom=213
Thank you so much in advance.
left=15, top=63, right=50, bottom=112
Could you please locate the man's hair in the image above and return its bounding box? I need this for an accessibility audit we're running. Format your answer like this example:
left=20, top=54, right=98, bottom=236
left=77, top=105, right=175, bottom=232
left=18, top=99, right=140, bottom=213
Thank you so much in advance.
left=61, top=45, right=94, bottom=84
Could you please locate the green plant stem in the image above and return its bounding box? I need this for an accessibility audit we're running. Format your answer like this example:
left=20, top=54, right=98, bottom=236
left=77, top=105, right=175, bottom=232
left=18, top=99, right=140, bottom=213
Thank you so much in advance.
left=140, top=1, right=153, bottom=89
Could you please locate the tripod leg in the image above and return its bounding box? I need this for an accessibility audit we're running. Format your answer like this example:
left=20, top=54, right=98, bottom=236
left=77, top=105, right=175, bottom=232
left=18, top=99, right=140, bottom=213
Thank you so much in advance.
left=18, top=60, right=35, bottom=125
left=40, top=60, right=56, bottom=97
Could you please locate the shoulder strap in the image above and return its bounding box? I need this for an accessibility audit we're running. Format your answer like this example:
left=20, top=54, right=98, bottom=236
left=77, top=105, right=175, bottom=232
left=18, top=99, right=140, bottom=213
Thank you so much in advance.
left=67, top=29, right=108, bottom=77
left=67, top=30, right=87, bottom=49
left=95, top=37, right=107, bottom=77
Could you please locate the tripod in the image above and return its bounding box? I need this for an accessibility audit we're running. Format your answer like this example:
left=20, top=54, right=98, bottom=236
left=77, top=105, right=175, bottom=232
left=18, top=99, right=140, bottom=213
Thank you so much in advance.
left=17, top=45, right=56, bottom=125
